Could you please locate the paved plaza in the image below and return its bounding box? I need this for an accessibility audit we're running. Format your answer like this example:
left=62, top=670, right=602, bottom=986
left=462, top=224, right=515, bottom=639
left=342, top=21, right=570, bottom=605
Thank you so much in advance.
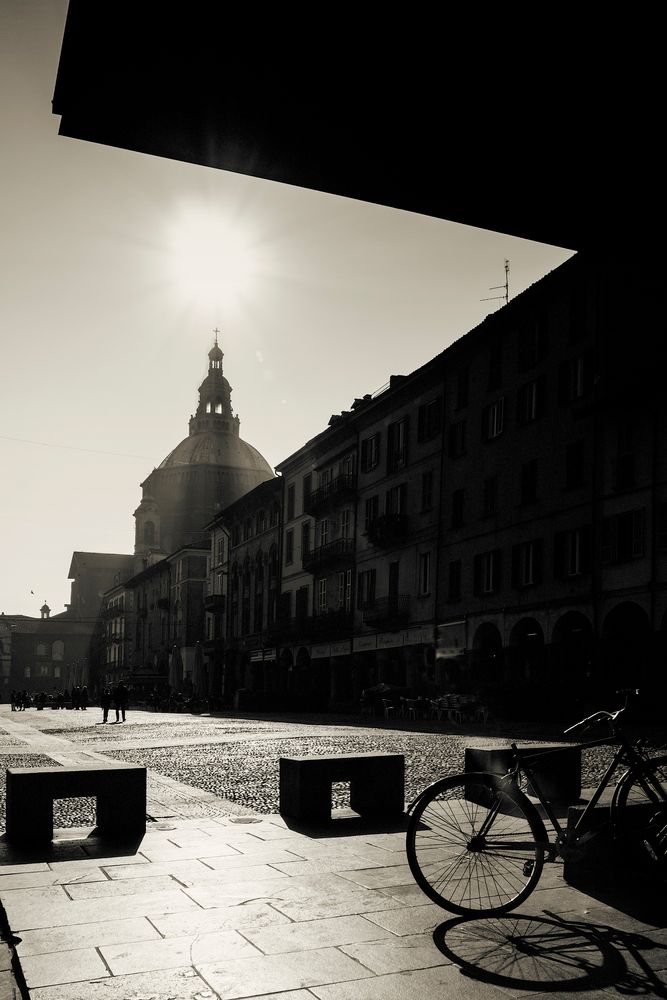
left=0, top=705, right=665, bottom=998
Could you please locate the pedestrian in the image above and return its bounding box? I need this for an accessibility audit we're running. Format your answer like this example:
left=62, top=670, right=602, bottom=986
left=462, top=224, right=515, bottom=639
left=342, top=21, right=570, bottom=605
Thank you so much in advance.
left=72, top=685, right=80, bottom=710
left=101, top=687, right=111, bottom=723
left=114, top=680, right=128, bottom=723
left=81, top=685, right=88, bottom=711
left=10, top=689, right=16, bottom=711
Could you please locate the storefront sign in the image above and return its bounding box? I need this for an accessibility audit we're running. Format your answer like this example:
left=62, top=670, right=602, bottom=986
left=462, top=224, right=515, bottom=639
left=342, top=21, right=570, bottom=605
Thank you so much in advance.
left=353, top=635, right=377, bottom=652
left=330, top=640, right=352, bottom=657
left=311, top=644, right=331, bottom=659
left=377, top=632, right=404, bottom=649
left=403, top=626, right=433, bottom=647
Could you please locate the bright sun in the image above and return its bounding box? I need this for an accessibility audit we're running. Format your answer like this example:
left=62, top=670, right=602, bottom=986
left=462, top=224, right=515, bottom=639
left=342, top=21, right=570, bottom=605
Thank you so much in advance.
left=163, top=201, right=262, bottom=312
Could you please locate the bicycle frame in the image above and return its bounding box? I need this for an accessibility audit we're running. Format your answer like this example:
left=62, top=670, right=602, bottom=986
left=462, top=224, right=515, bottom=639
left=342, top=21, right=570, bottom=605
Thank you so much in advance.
left=507, top=733, right=649, bottom=853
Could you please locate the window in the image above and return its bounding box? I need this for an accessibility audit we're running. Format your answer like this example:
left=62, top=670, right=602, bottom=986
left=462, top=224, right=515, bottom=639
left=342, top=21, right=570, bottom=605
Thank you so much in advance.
left=511, top=539, right=543, bottom=587
left=455, top=368, right=468, bottom=410
left=601, top=509, right=645, bottom=563
left=317, top=579, right=327, bottom=614
left=517, top=376, right=546, bottom=424
left=295, top=586, right=309, bottom=621
left=421, top=469, right=434, bottom=511
left=364, top=495, right=379, bottom=531
left=451, top=489, right=464, bottom=528
left=243, top=518, right=252, bottom=541
left=232, top=525, right=241, bottom=547
left=418, top=552, right=431, bottom=595
left=388, top=560, right=399, bottom=602
left=385, top=482, right=407, bottom=515
left=287, top=484, right=296, bottom=521
left=339, top=454, right=354, bottom=478
left=559, top=351, right=594, bottom=402
left=520, top=459, right=538, bottom=505
left=143, top=520, right=155, bottom=545
left=482, top=397, right=505, bottom=440
left=554, top=526, right=592, bottom=577
left=482, top=476, right=497, bottom=516
left=35, top=643, right=46, bottom=657
left=256, top=509, right=266, bottom=534
left=361, top=433, right=380, bottom=472
left=518, top=321, right=547, bottom=371
left=270, top=504, right=280, bottom=527
left=448, top=560, right=462, bottom=602
left=302, top=473, right=312, bottom=507
left=24, top=666, right=31, bottom=678
left=357, top=568, right=376, bottom=609
left=340, top=509, right=351, bottom=538
left=473, top=549, right=502, bottom=595
left=565, top=440, right=585, bottom=489
left=216, top=535, right=225, bottom=563
left=52, top=640, right=64, bottom=661
left=301, top=521, right=311, bottom=555
left=387, top=416, right=409, bottom=472
left=285, top=529, right=294, bottom=564
left=417, top=397, right=443, bottom=441
left=449, top=420, right=466, bottom=458
left=319, top=519, right=329, bottom=547
left=337, top=569, right=352, bottom=611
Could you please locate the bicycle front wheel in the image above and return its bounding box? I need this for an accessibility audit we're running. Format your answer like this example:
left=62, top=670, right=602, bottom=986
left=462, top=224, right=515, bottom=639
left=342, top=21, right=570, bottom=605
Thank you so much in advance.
left=616, top=754, right=667, bottom=867
left=406, top=773, right=546, bottom=916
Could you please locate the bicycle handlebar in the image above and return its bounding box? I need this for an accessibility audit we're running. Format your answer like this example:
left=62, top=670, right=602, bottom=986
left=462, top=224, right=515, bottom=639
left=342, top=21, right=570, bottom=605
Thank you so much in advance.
left=563, top=688, right=639, bottom=737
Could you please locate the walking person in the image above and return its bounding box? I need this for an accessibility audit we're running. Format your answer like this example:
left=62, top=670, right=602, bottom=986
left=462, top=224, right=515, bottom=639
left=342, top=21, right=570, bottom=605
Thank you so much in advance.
left=114, top=679, right=128, bottom=723
left=81, top=685, right=88, bottom=711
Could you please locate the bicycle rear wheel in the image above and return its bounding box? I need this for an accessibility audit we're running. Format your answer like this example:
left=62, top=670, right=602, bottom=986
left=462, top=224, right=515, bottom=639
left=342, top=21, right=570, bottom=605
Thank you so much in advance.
left=406, top=772, right=546, bottom=916
left=616, top=754, right=667, bottom=868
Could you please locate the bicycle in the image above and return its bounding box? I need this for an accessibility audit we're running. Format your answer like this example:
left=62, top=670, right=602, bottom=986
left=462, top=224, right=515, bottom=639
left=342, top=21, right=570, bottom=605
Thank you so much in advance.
left=405, top=689, right=667, bottom=917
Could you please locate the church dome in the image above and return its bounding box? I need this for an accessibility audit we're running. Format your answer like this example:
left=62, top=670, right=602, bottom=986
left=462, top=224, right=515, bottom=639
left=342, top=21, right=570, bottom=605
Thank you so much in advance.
left=158, top=430, right=273, bottom=475
left=134, top=334, right=275, bottom=559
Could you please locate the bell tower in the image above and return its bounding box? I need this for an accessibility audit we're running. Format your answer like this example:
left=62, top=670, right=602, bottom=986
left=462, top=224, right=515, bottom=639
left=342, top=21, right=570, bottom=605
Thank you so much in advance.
left=188, top=330, right=240, bottom=437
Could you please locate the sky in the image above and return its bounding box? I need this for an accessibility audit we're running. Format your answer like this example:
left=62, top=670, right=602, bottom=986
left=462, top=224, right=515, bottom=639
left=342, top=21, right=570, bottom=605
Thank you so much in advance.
left=0, top=1, right=574, bottom=618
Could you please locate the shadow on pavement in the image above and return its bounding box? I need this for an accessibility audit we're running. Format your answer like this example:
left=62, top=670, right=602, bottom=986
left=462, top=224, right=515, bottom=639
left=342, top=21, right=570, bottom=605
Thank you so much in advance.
left=0, top=828, right=144, bottom=864
left=280, top=810, right=410, bottom=837
left=433, top=912, right=667, bottom=996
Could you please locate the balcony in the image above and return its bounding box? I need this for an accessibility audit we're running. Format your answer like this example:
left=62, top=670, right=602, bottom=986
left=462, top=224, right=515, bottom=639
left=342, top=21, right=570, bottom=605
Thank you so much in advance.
left=362, top=594, right=411, bottom=627
left=302, top=537, right=354, bottom=573
left=302, top=610, right=353, bottom=641
left=265, top=617, right=298, bottom=644
left=204, top=593, right=225, bottom=611
left=366, top=513, right=409, bottom=548
left=303, top=474, right=356, bottom=516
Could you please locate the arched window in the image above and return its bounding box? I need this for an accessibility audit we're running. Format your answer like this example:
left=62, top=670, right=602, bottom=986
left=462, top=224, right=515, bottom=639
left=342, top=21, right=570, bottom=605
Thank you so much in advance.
left=144, top=521, right=155, bottom=545
left=215, top=402, right=223, bottom=414
left=35, top=643, right=46, bottom=657
left=52, top=640, right=64, bottom=661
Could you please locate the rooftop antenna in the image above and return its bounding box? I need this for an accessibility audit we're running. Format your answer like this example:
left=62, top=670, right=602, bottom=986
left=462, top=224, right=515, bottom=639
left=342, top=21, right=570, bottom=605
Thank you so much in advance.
left=481, top=259, right=510, bottom=308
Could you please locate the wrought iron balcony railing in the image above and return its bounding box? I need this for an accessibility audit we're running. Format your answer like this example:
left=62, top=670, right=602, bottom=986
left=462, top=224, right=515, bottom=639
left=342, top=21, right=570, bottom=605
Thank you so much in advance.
left=303, top=474, right=357, bottom=516
left=302, top=537, right=354, bottom=573
left=362, top=594, right=411, bottom=627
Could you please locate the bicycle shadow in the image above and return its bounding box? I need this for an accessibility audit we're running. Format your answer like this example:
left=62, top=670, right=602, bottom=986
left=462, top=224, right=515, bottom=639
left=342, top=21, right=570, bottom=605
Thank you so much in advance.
left=432, top=911, right=667, bottom=995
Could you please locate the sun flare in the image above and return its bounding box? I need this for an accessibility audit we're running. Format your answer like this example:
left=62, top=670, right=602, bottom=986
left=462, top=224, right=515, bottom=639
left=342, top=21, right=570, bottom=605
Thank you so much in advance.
left=163, top=201, right=262, bottom=312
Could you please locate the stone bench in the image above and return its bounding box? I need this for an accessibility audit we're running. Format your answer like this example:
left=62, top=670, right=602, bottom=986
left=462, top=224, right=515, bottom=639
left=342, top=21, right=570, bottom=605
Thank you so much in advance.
left=5, top=764, right=147, bottom=845
left=279, top=752, right=405, bottom=822
left=465, top=745, right=582, bottom=803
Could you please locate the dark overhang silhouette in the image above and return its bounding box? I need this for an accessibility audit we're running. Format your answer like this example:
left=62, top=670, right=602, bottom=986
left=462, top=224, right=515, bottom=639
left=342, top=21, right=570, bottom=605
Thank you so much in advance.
left=52, top=4, right=660, bottom=252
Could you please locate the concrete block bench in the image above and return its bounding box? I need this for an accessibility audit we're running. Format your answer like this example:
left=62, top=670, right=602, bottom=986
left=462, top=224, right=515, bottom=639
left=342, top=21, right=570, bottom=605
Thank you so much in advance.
left=5, top=764, right=147, bottom=845
left=465, top=745, right=582, bottom=803
left=279, top=752, right=405, bottom=822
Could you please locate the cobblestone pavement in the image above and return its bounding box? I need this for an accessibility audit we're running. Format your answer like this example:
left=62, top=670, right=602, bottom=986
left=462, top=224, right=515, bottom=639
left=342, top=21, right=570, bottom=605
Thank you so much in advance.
left=2, top=705, right=665, bottom=827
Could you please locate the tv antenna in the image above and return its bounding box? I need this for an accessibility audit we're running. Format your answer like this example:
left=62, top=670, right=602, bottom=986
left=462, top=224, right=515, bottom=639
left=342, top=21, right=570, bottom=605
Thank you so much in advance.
left=481, top=259, right=510, bottom=308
